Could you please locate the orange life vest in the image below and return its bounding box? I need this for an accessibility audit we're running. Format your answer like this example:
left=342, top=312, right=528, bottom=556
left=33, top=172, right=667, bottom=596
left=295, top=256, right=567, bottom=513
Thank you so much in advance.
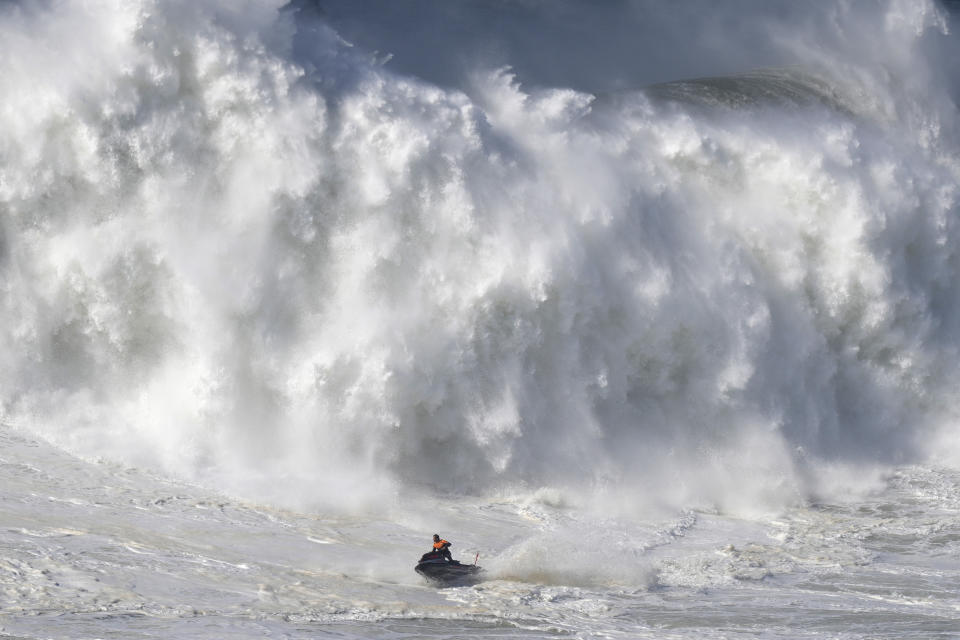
left=433, top=539, right=450, bottom=550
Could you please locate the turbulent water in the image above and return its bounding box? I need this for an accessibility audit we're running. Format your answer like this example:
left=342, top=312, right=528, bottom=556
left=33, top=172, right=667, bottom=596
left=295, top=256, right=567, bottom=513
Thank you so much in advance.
left=2, top=0, right=960, bottom=638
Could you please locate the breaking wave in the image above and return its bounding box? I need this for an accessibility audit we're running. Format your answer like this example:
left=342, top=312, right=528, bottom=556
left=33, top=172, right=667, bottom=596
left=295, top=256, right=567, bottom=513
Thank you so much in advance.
left=2, top=0, right=960, bottom=513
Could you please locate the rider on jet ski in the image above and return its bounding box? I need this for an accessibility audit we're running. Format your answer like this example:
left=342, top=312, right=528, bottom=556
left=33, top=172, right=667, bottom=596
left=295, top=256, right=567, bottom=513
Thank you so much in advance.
left=416, top=534, right=480, bottom=582
left=431, top=534, right=453, bottom=561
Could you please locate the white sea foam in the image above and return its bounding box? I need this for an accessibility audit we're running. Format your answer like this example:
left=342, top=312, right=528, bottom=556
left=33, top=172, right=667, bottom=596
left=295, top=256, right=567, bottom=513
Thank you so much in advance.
left=2, top=0, right=959, bottom=525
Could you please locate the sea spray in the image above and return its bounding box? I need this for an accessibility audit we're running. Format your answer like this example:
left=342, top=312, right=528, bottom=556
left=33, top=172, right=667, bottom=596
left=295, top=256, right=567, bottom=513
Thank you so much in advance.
left=1, top=0, right=959, bottom=516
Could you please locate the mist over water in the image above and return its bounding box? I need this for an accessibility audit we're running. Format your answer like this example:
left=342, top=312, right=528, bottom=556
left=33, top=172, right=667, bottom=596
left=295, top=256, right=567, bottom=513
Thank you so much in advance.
left=2, top=0, right=960, bottom=518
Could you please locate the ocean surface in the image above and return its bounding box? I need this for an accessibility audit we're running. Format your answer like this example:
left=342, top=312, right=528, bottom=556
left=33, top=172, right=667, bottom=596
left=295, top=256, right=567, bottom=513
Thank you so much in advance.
left=2, top=1, right=960, bottom=638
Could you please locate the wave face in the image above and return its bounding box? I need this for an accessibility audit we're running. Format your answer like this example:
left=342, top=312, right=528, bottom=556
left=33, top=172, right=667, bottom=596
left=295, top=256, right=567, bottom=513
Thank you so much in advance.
left=2, top=0, right=959, bottom=512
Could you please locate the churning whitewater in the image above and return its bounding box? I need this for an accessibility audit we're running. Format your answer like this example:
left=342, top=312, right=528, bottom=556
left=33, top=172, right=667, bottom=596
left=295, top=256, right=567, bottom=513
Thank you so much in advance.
left=2, top=0, right=960, bottom=638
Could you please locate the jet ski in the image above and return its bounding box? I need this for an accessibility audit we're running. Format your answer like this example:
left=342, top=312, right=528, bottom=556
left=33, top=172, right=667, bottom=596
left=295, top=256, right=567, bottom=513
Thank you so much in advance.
left=414, top=551, right=482, bottom=584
